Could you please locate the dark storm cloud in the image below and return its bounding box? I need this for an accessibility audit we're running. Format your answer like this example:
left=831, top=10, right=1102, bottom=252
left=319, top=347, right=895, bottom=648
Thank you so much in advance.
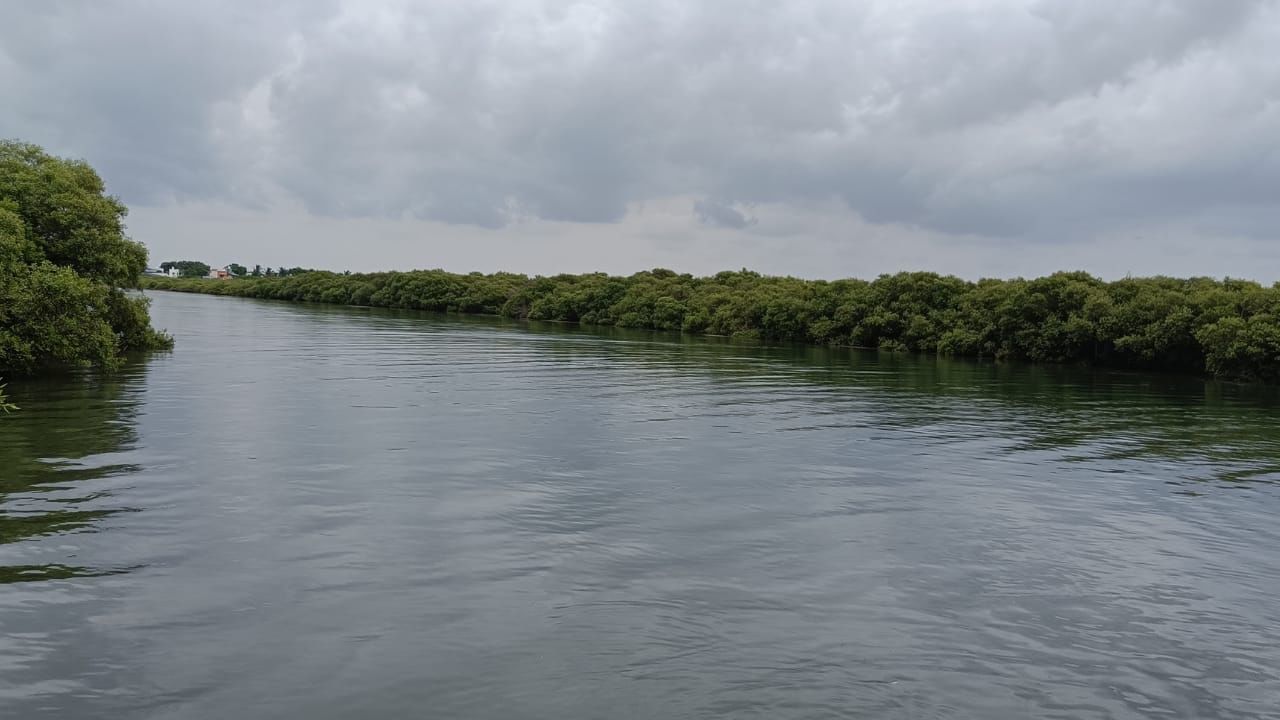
left=2, top=0, right=1278, bottom=241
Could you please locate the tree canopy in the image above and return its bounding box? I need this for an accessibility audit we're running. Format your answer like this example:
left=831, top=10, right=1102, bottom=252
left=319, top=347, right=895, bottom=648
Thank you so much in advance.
left=160, top=260, right=211, bottom=278
left=143, top=266, right=1280, bottom=383
left=1, top=140, right=171, bottom=374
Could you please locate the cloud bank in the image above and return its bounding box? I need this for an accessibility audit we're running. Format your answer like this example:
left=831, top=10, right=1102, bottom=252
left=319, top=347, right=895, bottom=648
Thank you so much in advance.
left=3, top=0, right=1278, bottom=277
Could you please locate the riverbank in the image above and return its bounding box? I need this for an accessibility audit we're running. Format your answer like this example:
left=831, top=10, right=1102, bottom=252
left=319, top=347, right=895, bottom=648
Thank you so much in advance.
left=140, top=268, right=1280, bottom=383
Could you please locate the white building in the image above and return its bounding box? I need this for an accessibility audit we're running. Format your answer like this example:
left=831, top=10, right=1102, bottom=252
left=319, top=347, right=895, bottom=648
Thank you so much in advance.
left=167, top=267, right=181, bottom=278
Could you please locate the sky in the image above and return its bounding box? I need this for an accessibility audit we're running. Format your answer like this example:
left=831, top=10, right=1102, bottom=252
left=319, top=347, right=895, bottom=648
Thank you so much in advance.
left=3, top=0, right=1279, bottom=280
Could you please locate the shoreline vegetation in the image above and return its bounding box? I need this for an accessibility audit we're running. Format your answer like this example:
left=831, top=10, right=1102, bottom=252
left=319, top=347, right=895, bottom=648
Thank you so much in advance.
left=141, top=268, right=1280, bottom=383
left=0, top=380, right=14, bottom=413
left=1, top=140, right=172, bottom=386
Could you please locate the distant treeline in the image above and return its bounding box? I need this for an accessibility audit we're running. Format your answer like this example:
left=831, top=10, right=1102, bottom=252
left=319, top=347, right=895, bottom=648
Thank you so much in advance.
left=158, top=260, right=315, bottom=278
left=140, top=269, right=1280, bottom=382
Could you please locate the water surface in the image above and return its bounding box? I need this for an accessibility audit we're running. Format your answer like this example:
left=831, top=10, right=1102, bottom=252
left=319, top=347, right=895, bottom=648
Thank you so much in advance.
left=2, top=290, right=1280, bottom=719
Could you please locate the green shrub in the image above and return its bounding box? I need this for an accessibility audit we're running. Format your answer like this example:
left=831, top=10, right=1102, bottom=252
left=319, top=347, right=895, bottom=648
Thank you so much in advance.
left=0, top=140, right=171, bottom=374
left=138, top=266, right=1280, bottom=383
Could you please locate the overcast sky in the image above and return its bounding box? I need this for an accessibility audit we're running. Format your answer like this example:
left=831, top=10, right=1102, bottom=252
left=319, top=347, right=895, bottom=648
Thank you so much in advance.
left=3, top=0, right=1279, bottom=279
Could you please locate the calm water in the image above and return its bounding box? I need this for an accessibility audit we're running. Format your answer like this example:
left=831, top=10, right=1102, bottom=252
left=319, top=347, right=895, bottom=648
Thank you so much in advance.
left=3, top=291, right=1280, bottom=719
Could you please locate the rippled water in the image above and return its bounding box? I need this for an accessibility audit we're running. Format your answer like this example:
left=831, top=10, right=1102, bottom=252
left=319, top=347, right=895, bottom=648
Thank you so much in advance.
left=3, top=291, right=1280, bottom=719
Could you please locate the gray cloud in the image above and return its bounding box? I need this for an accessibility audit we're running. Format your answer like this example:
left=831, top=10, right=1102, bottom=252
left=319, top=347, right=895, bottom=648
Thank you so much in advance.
left=694, top=199, right=755, bottom=229
left=2, top=0, right=1278, bottom=259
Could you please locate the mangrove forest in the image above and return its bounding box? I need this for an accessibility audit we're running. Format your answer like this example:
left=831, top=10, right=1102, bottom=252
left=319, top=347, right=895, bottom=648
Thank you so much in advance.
left=141, top=267, right=1280, bottom=383
left=0, top=140, right=171, bottom=377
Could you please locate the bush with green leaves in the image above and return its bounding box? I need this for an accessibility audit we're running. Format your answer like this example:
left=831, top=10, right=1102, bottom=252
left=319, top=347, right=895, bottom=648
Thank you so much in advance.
left=142, top=265, right=1280, bottom=383
left=0, top=140, right=172, bottom=374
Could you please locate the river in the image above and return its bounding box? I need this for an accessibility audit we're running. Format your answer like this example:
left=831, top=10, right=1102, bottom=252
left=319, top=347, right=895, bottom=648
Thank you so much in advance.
left=2, top=290, right=1280, bottom=719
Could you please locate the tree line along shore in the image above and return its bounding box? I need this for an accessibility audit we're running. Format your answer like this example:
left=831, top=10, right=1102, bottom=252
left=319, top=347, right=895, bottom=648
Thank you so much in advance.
left=141, top=267, right=1280, bottom=383
left=4, top=138, right=1278, bottom=389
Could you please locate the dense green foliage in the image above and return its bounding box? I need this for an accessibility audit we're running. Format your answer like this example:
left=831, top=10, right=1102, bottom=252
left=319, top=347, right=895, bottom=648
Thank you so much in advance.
left=160, top=260, right=211, bottom=278
left=141, top=267, right=1280, bottom=382
left=0, top=140, right=171, bottom=374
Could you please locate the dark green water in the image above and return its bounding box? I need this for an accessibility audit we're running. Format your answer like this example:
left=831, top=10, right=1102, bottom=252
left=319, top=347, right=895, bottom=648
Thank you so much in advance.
left=2, top=290, right=1280, bottom=719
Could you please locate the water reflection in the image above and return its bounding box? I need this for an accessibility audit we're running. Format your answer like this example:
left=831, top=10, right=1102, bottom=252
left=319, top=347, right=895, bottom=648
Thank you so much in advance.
left=0, top=367, right=148, bottom=583
left=2, top=293, right=1279, bottom=719
left=216, top=297, right=1280, bottom=498
left=351, top=304, right=1280, bottom=489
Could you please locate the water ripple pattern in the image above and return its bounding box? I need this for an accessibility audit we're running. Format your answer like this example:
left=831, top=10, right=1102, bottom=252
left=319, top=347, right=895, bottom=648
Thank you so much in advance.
left=2, top=291, right=1280, bottom=719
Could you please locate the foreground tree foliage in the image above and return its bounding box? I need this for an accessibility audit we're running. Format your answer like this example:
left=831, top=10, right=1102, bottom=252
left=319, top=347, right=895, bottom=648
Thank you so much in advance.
left=141, top=266, right=1280, bottom=383
left=0, top=140, right=171, bottom=374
